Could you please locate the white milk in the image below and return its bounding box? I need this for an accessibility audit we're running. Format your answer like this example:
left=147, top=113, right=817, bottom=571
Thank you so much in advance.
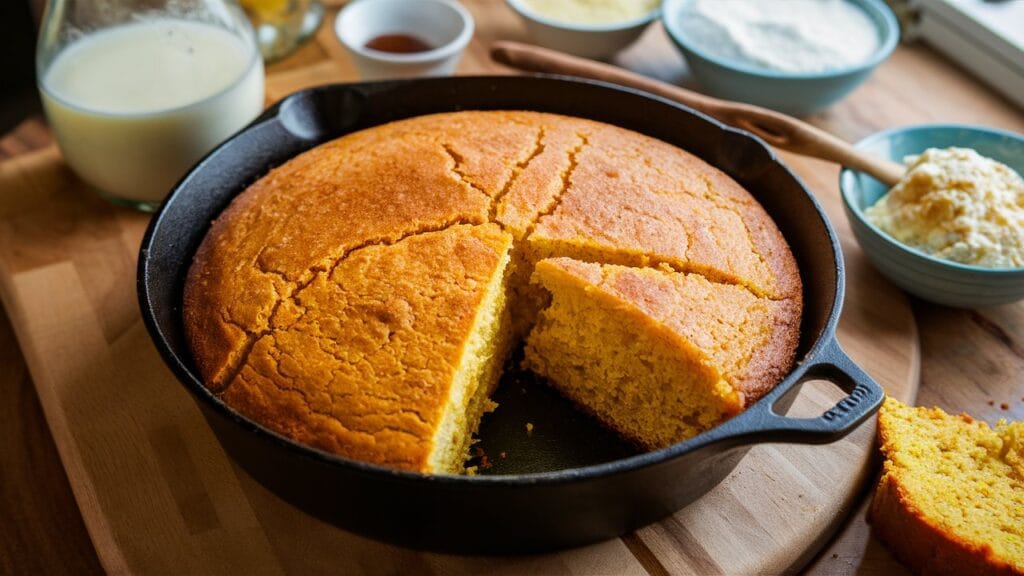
left=40, top=19, right=264, bottom=205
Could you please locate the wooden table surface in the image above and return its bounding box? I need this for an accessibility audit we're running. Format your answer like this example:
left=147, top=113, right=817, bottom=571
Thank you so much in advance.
left=2, top=1, right=1023, bottom=574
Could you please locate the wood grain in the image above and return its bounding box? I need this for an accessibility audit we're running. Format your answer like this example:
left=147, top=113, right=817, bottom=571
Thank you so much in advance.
left=1, top=0, right=1021, bottom=574
left=0, top=118, right=103, bottom=576
left=0, top=271, right=103, bottom=576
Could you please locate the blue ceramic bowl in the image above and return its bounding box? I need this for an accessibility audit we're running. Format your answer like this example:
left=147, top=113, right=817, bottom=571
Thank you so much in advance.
left=840, top=124, right=1024, bottom=308
left=661, top=0, right=898, bottom=116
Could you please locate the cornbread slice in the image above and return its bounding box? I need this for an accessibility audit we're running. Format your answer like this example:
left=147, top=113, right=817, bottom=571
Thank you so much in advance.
left=524, top=258, right=800, bottom=449
left=869, top=398, right=1024, bottom=576
left=209, top=224, right=513, bottom=473
left=184, top=111, right=542, bottom=389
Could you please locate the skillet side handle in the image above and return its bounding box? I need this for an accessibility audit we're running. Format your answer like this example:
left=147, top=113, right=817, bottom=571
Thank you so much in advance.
left=745, top=339, right=885, bottom=445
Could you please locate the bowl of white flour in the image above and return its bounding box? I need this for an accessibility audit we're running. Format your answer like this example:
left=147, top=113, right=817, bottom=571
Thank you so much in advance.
left=662, top=0, right=898, bottom=116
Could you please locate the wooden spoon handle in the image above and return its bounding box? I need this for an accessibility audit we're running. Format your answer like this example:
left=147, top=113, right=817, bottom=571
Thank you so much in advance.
left=490, top=41, right=904, bottom=186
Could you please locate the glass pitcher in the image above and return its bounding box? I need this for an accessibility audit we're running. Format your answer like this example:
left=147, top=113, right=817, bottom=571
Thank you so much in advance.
left=37, top=0, right=265, bottom=212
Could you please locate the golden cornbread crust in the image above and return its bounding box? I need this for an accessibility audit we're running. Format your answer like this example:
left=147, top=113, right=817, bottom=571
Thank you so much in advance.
left=184, top=110, right=803, bottom=473
left=587, top=260, right=800, bottom=403
left=869, top=398, right=1024, bottom=576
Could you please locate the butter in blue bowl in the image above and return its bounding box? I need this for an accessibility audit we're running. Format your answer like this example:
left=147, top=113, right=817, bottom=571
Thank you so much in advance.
left=840, top=125, right=1024, bottom=308
left=662, top=0, right=898, bottom=116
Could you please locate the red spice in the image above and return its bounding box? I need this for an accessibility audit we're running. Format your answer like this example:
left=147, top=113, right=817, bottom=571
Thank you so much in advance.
left=988, top=400, right=995, bottom=406
left=1001, top=403, right=1010, bottom=410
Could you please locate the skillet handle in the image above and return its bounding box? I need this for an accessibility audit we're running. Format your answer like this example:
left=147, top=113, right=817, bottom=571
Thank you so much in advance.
left=738, top=339, right=884, bottom=444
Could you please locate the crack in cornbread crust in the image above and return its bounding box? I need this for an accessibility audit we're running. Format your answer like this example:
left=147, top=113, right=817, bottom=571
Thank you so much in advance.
left=187, top=113, right=548, bottom=386
left=528, top=122, right=800, bottom=301
left=216, top=224, right=513, bottom=471
left=498, top=130, right=590, bottom=337
left=185, top=110, right=803, bottom=472
left=196, top=214, right=488, bottom=393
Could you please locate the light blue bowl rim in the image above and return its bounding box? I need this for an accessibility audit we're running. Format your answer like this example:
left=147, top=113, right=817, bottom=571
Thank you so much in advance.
left=840, top=122, right=1024, bottom=275
left=662, top=0, right=899, bottom=80
left=505, top=0, right=660, bottom=32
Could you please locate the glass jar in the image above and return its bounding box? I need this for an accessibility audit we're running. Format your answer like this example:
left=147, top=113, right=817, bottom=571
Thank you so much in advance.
left=240, top=0, right=324, bottom=62
left=37, top=0, right=265, bottom=212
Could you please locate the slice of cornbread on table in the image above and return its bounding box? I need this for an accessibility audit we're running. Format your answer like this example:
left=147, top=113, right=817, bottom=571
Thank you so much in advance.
left=524, top=258, right=801, bottom=449
left=869, top=397, right=1024, bottom=576
left=214, top=224, right=514, bottom=473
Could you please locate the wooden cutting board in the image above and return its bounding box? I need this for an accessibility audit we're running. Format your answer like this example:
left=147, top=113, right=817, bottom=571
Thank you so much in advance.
left=0, top=145, right=917, bottom=576
left=0, top=8, right=918, bottom=576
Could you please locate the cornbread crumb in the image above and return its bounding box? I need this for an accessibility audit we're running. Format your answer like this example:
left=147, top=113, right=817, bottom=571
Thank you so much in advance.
left=869, top=397, right=1024, bottom=575
left=865, top=147, right=1024, bottom=268
left=525, top=422, right=534, bottom=434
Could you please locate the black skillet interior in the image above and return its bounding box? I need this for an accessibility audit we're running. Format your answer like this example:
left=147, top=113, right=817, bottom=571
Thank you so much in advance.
left=139, top=76, right=883, bottom=551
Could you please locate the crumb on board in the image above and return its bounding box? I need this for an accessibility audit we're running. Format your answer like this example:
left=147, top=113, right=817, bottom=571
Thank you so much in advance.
left=526, top=422, right=534, bottom=435
left=1002, top=403, right=1010, bottom=410
left=988, top=400, right=996, bottom=407
left=472, top=446, right=493, bottom=469
left=500, top=451, right=507, bottom=459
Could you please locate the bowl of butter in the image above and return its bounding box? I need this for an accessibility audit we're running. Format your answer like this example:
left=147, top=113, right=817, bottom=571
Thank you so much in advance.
left=840, top=124, right=1024, bottom=308
left=505, top=0, right=660, bottom=60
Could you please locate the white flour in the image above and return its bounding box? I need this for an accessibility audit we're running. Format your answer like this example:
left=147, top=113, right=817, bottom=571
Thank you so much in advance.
left=677, top=0, right=881, bottom=73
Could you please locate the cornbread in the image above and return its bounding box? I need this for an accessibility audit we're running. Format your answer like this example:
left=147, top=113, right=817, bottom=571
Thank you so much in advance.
left=184, top=110, right=802, bottom=473
left=525, top=259, right=800, bottom=448
left=865, top=147, right=1024, bottom=268
left=869, top=398, right=1024, bottom=575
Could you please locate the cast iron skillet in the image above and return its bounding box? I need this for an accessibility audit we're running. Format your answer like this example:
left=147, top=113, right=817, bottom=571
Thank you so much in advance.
left=138, top=76, right=884, bottom=554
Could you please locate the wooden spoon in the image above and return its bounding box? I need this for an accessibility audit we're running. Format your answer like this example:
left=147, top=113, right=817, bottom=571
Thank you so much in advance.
left=490, top=41, right=905, bottom=187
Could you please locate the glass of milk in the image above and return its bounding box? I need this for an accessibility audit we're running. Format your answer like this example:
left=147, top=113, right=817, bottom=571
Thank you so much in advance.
left=36, top=0, right=265, bottom=212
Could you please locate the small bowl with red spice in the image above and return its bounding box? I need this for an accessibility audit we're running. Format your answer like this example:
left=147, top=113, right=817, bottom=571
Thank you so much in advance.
left=335, top=0, right=475, bottom=80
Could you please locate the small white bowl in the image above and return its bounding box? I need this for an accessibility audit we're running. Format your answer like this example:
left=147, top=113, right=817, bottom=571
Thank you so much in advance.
left=335, top=0, right=474, bottom=80
left=505, top=0, right=659, bottom=60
